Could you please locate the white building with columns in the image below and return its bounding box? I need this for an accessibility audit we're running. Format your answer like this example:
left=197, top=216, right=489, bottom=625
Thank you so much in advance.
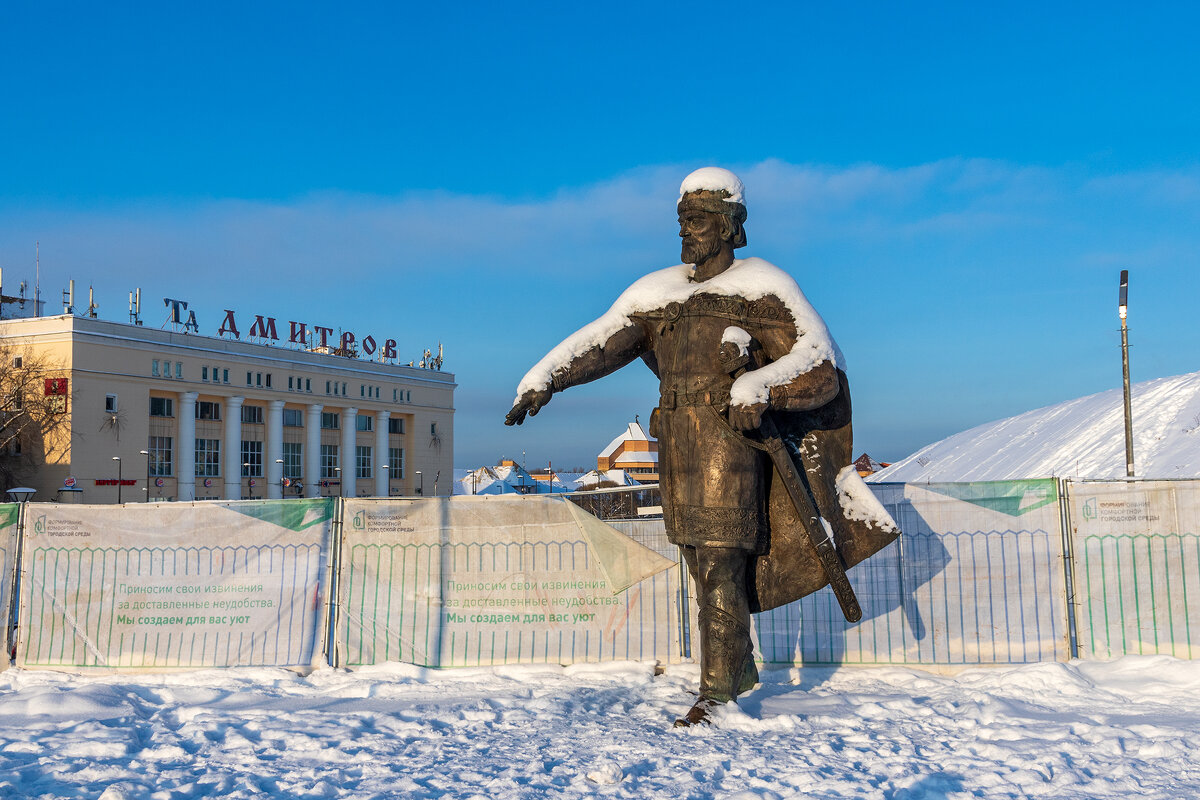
left=0, top=313, right=455, bottom=503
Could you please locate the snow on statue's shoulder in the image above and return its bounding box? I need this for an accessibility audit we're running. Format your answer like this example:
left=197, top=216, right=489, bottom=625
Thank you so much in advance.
left=515, top=258, right=844, bottom=405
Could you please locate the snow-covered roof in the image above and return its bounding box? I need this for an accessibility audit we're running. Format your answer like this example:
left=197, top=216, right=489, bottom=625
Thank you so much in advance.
left=613, top=450, right=658, bottom=466
left=870, top=370, right=1200, bottom=482
left=598, top=421, right=651, bottom=459
left=571, top=469, right=640, bottom=489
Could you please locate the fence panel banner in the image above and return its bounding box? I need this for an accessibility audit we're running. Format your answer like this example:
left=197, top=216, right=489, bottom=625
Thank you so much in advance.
left=0, top=503, right=18, bottom=666
left=753, top=480, right=1071, bottom=666
left=17, top=499, right=334, bottom=670
left=335, top=496, right=678, bottom=667
left=1066, top=479, right=1200, bottom=660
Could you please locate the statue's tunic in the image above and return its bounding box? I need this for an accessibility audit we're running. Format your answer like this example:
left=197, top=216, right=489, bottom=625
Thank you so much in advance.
left=633, top=291, right=800, bottom=553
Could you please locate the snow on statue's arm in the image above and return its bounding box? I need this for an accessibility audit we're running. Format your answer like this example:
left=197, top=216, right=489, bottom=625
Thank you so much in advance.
left=505, top=267, right=689, bottom=426
left=716, top=259, right=844, bottom=415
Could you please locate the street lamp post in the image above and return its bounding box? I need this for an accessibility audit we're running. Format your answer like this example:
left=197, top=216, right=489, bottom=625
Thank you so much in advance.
left=139, top=449, right=151, bottom=502
left=334, top=466, right=342, bottom=497
left=112, top=456, right=122, bottom=504
left=381, top=463, right=389, bottom=497
left=1119, top=270, right=1135, bottom=477
left=275, top=458, right=285, bottom=499
left=243, top=461, right=251, bottom=500
left=416, top=470, right=423, bottom=496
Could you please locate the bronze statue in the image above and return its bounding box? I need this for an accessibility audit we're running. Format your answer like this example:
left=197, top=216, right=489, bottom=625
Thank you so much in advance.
left=506, top=168, right=899, bottom=726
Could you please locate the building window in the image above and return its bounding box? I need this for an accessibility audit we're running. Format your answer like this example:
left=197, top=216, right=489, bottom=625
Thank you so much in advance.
left=247, top=371, right=253, bottom=386
left=321, top=412, right=339, bottom=429
left=389, top=447, right=404, bottom=478
left=360, top=384, right=365, bottom=398
left=147, top=436, right=173, bottom=477
left=212, top=366, right=220, bottom=382
left=152, top=360, right=159, bottom=377
left=105, top=394, right=118, bottom=413
left=241, top=405, right=264, bottom=425
left=388, top=418, right=405, bottom=435
left=356, top=414, right=373, bottom=432
left=223, top=369, right=230, bottom=384
left=283, top=408, right=302, bottom=427
left=320, top=444, right=339, bottom=478
left=195, top=439, right=221, bottom=477
left=175, top=362, right=182, bottom=379
left=305, top=378, right=311, bottom=392
left=196, top=401, right=221, bottom=420
left=282, top=442, right=302, bottom=479
left=202, top=366, right=209, bottom=381
left=342, top=382, right=347, bottom=395
left=288, top=376, right=294, bottom=390
left=266, top=373, right=272, bottom=388
left=256, top=373, right=262, bottom=387
left=430, top=422, right=438, bottom=437
left=325, top=380, right=331, bottom=394
left=241, top=440, right=263, bottom=477
left=149, top=397, right=174, bottom=417
left=356, top=445, right=372, bottom=479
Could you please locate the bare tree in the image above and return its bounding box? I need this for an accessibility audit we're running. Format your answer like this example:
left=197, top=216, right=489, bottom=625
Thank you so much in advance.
left=0, top=344, right=70, bottom=492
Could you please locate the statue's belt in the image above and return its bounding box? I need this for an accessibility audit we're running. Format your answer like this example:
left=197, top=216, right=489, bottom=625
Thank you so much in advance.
left=658, top=388, right=730, bottom=410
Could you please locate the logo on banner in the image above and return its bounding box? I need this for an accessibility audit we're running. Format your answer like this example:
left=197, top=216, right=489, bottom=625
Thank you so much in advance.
left=1083, top=498, right=1098, bottom=520
left=353, top=510, right=366, bottom=530
left=155, top=478, right=165, bottom=487
left=204, top=479, right=213, bottom=487
left=64, top=476, right=76, bottom=488
left=33, top=515, right=46, bottom=535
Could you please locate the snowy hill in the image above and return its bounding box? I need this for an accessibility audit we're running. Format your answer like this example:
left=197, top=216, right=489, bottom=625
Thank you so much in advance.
left=871, top=370, right=1200, bottom=482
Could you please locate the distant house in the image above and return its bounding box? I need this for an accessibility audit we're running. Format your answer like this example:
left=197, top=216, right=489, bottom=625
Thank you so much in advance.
left=854, top=453, right=890, bottom=477
left=597, top=421, right=658, bottom=483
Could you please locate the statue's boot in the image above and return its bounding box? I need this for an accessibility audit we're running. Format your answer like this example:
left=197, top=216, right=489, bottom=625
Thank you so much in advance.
left=674, top=605, right=753, bottom=727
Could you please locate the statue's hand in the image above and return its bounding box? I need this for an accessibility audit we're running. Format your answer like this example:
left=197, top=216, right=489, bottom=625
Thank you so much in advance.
left=728, top=401, right=768, bottom=432
left=505, top=387, right=552, bottom=426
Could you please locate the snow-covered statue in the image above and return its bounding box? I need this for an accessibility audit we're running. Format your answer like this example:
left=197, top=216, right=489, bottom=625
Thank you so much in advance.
left=506, top=168, right=899, bottom=726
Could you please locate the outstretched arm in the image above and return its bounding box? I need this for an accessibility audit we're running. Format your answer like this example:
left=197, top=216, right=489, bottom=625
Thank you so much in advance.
left=505, top=323, right=649, bottom=426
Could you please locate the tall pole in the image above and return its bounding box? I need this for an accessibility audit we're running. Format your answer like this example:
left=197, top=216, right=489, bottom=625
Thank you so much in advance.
left=1119, top=270, right=1134, bottom=477
left=139, top=449, right=151, bottom=501
left=112, top=456, right=122, bottom=503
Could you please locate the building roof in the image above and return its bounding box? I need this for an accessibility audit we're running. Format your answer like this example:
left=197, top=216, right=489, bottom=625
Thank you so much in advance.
left=598, top=421, right=651, bottom=459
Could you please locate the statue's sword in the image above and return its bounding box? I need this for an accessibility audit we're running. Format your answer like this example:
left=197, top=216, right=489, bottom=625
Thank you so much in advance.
left=719, top=341, right=862, bottom=623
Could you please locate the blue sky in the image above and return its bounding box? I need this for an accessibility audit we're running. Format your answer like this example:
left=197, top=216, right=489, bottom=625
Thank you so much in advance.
left=3, top=2, right=1199, bottom=468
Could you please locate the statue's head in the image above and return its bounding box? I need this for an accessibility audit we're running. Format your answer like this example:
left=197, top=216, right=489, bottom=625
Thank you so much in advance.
left=677, top=168, right=748, bottom=266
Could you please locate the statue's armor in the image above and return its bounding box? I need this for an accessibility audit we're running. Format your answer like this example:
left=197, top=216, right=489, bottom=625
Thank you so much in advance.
left=635, top=292, right=795, bottom=552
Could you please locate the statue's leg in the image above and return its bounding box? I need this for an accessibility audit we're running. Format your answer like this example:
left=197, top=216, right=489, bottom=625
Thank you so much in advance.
left=676, top=545, right=753, bottom=726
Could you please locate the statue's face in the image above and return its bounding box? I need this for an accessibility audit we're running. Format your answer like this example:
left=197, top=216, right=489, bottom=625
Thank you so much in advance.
left=678, top=208, right=726, bottom=265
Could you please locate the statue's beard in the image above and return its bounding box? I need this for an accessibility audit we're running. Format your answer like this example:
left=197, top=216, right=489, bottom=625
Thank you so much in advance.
left=681, top=235, right=721, bottom=266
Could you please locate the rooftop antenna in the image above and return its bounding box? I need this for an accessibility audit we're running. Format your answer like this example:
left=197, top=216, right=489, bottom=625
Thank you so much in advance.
left=129, top=288, right=142, bottom=325
left=1119, top=270, right=1134, bottom=477
left=18, top=281, right=27, bottom=310
left=63, top=279, right=75, bottom=314
left=87, top=285, right=98, bottom=317
left=34, top=242, right=40, bottom=317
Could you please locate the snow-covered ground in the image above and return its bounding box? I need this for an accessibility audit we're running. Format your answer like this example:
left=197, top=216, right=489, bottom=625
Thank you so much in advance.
left=3, top=656, right=1200, bottom=799
left=872, top=370, right=1200, bottom=482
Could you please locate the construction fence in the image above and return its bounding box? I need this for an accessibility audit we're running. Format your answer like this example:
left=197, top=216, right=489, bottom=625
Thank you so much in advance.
left=2, top=478, right=1199, bottom=672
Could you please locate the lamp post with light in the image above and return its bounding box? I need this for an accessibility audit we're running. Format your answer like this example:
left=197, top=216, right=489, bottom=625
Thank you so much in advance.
left=243, top=461, right=251, bottom=500
left=334, top=466, right=342, bottom=498
left=275, top=458, right=285, bottom=499
left=139, top=449, right=151, bottom=502
left=381, top=463, right=389, bottom=497
left=416, top=470, right=423, bottom=496
left=112, top=456, right=122, bottom=504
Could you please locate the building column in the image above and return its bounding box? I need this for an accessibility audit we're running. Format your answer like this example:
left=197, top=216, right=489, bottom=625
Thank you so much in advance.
left=267, top=400, right=285, bottom=500
left=224, top=396, right=244, bottom=500
left=341, top=406, right=358, bottom=498
left=305, top=404, right=323, bottom=498
left=177, top=391, right=198, bottom=501
left=375, top=410, right=390, bottom=497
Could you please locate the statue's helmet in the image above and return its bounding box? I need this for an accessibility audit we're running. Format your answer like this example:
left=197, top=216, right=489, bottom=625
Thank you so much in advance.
left=677, top=167, right=748, bottom=249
